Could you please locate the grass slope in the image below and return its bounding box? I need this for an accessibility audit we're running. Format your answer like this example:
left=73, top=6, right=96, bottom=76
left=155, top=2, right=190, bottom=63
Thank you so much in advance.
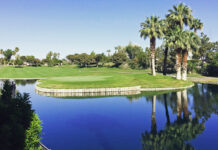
left=0, top=66, right=192, bottom=89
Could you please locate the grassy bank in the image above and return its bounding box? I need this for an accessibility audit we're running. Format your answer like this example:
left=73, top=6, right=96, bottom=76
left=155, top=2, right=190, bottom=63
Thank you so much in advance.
left=0, top=66, right=192, bottom=89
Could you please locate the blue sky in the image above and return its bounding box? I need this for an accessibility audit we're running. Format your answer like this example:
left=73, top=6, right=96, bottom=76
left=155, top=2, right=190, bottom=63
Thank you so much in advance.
left=0, top=0, right=217, bottom=58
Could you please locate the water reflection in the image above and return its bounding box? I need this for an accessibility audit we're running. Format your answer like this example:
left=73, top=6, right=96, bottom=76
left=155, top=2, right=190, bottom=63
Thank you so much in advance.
left=140, top=85, right=218, bottom=150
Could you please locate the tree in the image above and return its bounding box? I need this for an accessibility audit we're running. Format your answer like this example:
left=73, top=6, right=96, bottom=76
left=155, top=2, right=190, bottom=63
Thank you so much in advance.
left=140, top=16, right=163, bottom=76
left=0, top=81, right=42, bottom=150
left=14, top=55, right=24, bottom=67
left=77, top=53, right=90, bottom=67
left=3, top=49, right=14, bottom=64
left=165, top=27, right=185, bottom=80
left=25, top=113, right=42, bottom=150
left=125, top=43, right=143, bottom=59
left=192, top=33, right=213, bottom=72
left=46, top=51, right=53, bottom=66
left=45, top=51, right=61, bottom=66
left=206, top=52, right=218, bottom=76
left=137, top=51, right=149, bottom=69
left=181, top=31, right=200, bottom=80
left=112, top=52, right=128, bottom=67
left=167, top=3, right=193, bottom=80
left=66, top=54, right=79, bottom=64
left=115, top=45, right=125, bottom=53
left=95, top=53, right=107, bottom=67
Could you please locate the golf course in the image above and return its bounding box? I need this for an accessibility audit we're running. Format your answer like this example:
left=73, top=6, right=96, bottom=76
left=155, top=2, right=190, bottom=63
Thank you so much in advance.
left=0, top=66, right=192, bottom=89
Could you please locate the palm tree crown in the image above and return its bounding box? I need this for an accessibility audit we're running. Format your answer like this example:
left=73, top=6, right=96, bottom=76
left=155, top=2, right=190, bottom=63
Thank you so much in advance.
left=140, top=16, right=163, bottom=40
left=167, top=3, right=192, bottom=30
left=190, top=18, right=203, bottom=33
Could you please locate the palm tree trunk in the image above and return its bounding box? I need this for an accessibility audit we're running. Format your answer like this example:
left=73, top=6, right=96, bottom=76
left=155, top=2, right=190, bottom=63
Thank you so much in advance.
left=176, top=91, right=182, bottom=120
left=182, top=50, right=188, bottom=81
left=163, top=47, right=168, bottom=75
left=176, top=49, right=182, bottom=80
left=150, top=37, right=156, bottom=76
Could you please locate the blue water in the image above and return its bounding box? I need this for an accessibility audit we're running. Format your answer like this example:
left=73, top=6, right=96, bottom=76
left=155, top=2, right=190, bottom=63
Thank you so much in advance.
left=16, top=82, right=218, bottom=150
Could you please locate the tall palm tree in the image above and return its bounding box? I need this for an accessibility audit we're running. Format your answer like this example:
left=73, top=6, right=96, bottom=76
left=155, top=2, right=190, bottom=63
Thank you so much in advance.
left=140, top=16, right=163, bottom=76
left=167, top=3, right=193, bottom=80
left=190, top=18, right=203, bottom=34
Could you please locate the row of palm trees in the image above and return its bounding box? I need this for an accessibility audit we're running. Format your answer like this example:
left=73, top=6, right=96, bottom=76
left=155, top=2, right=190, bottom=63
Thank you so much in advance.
left=140, top=3, right=203, bottom=80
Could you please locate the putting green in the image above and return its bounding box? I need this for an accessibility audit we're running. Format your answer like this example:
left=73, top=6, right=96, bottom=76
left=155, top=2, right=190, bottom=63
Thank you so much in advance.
left=47, top=76, right=112, bottom=82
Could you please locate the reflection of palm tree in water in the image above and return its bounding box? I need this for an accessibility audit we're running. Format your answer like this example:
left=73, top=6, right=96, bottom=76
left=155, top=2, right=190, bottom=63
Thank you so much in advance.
left=164, top=94, right=170, bottom=125
left=182, top=90, right=189, bottom=121
left=142, top=90, right=205, bottom=150
left=177, top=90, right=189, bottom=122
left=151, top=96, right=157, bottom=135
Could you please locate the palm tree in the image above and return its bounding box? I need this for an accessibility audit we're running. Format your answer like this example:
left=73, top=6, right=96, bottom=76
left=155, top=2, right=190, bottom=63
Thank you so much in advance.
left=190, top=18, right=203, bottom=34
left=140, top=16, right=163, bottom=76
left=167, top=27, right=187, bottom=80
left=167, top=3, right=193, bottom=80
left=181, top=31, right=200, bottom=80
left=12, top=47, right=19, bottom=66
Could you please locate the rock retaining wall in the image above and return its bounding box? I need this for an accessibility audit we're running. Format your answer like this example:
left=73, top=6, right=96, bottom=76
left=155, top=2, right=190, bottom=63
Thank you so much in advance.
left=35, top=82, right=194, bottom=97
left=140, top=84, right=194, bottom=91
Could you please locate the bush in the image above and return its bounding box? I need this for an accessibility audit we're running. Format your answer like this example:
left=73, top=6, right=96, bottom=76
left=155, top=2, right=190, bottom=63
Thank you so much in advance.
left=25, top=113, right=42, bottom=150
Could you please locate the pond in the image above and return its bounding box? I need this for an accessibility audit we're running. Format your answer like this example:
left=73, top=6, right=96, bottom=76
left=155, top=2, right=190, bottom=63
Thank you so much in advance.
left=14, top=80, right=218, bottom=150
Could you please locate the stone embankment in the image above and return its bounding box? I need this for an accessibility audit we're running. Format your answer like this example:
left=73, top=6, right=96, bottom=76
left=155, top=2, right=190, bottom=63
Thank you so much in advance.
left=35, top=82, right=194, bottom=97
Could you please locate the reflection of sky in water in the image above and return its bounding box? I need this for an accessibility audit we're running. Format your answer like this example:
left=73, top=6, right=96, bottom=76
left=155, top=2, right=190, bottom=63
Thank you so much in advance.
left=15, top=81, right=218, bottom=150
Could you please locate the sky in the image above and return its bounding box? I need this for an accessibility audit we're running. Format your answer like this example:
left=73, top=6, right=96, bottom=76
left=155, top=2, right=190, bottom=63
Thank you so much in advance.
left=0, top=0, right=218, bottom=59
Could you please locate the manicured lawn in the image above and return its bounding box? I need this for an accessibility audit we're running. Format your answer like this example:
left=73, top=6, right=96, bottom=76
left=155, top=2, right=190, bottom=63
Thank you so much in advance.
left=0, top=66, right=193, bottom=89
left=0, top=65, right=148, bottom=78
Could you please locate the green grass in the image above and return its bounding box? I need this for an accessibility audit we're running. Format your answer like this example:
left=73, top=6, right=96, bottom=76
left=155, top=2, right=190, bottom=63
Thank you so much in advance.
left=0, top=66, right=193, bottom=89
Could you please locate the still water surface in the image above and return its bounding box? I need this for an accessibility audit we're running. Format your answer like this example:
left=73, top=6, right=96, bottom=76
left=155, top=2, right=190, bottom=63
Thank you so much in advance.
left=16, top=81, right=218, bottom=150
